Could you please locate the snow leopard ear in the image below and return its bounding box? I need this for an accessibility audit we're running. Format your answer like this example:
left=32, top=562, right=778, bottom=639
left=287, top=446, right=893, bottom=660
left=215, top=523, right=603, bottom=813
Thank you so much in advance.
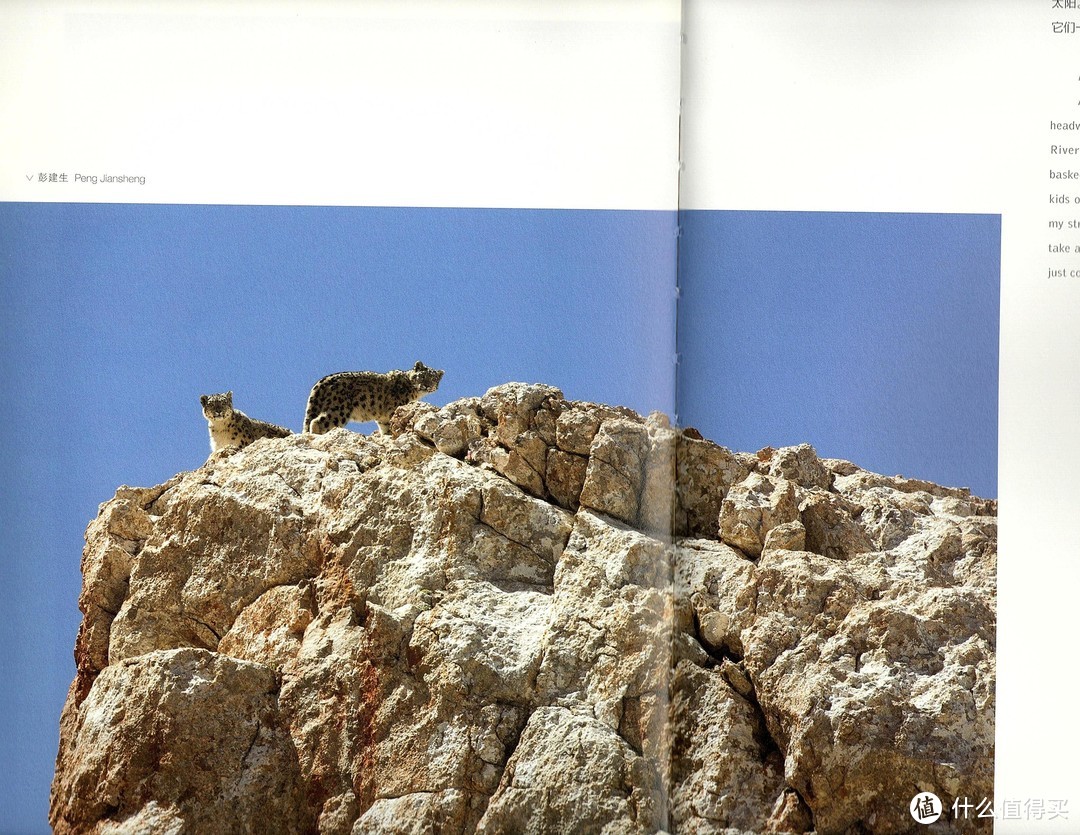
left=414, top=361, right=424, bottom=370
left=200, top=394, right=208, bottom=407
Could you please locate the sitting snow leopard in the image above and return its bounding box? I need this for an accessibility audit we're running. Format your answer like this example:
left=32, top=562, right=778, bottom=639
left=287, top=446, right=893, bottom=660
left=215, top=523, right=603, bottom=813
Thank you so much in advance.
left=303, top=361, right=444, bottom=435
left=200, top=391, right=292, bottom=452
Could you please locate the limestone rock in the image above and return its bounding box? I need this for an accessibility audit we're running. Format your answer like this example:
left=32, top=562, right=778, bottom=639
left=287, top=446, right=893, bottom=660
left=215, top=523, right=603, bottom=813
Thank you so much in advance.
left=674, top=433, right=749, bottom=539
left=799, top=489, right=874, bottom=560
left=764, top=443, right=832, bottom=491
left=477, top=706, right=666, bottom=834
left=406, top=396, right=484, bottom=458
left=670, top=659, right=788, bottom=834
left=718, top=472, right=800, bottom=559
left=579, top=418, right=650, bottom=525
left=53, top=384, right=996, bottom=834
left=52, top=648, right=311, bottom=834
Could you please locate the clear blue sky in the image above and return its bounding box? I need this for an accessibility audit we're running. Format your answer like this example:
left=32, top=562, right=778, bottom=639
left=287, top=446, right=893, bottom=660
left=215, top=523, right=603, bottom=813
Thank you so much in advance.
left=0, top=204, right=997, bottom=831
left=678, top=210, right=999, bottom=499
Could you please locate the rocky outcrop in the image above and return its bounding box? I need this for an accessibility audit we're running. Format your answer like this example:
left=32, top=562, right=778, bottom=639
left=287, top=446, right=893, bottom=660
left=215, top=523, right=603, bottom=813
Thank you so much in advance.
left=51, top=383, right=996, bottom=834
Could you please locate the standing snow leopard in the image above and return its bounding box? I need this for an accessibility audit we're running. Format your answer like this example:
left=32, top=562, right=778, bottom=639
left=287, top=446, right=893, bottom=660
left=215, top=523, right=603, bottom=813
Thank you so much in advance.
left=200, top=391, right=292, bottom=452
left=303, top=361, right=444, bottom=435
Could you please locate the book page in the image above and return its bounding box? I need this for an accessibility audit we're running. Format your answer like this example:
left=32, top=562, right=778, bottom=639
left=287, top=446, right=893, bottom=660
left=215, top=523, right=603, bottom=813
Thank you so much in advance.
left=5, top=1, right=1073, bottom=832
left=680, top=1, right=1078, bottom=831
left=0, top=2, right=680, bottom=831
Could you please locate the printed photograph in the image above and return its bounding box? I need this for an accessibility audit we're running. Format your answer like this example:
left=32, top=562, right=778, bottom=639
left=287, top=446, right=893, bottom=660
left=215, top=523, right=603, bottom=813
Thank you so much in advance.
left=1, top=204, right=998, bottom=833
